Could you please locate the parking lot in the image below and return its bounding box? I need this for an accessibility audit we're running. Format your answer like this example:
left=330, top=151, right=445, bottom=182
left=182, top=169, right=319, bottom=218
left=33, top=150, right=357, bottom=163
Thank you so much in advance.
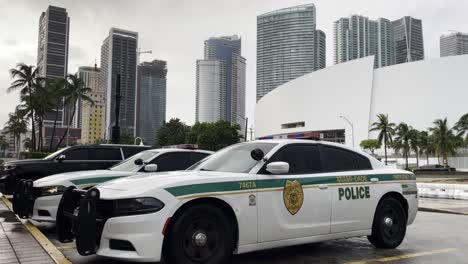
left=24, top=210, right=465, bottom=264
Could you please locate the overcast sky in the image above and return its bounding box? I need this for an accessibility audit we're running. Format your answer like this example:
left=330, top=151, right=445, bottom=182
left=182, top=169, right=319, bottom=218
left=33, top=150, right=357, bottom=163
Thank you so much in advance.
left=0, top=0, right=467, bottom=130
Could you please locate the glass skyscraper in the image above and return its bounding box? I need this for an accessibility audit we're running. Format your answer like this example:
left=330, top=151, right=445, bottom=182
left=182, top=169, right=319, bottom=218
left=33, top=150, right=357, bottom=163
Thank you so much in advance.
left=100, top=28, right=138, bottom=138
left=256, top=4, right=326, bottom=102
left=136, top=60, right=167, bottom=145
left=196, top=35, right=246, bottom=129
left=440, top=32, right=468, bottom=57
left=392, top=16, right=424, bottom=64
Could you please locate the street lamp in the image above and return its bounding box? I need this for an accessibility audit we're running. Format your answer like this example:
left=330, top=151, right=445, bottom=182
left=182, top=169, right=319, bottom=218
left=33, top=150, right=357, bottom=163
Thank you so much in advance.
left=236, top=114, right=249, bottom=142
left=339, top=115, right=355, bottom=148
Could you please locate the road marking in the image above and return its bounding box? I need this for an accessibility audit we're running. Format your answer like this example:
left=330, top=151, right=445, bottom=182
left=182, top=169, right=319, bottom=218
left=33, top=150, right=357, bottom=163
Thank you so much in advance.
left=1, top=195, right=72, bottom=264
left=347, top=248, right=457, bottom=264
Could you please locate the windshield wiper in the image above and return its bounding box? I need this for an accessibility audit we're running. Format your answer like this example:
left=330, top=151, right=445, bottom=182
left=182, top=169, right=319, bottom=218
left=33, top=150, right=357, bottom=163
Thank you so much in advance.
left=199, top=168, right=212, bottom=171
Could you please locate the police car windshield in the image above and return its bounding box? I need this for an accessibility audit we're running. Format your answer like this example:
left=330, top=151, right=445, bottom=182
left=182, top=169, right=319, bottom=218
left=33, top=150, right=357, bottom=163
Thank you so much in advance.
left=189, top=143, right=277, bottom=173
left=110, top=151, right=158, bottom=172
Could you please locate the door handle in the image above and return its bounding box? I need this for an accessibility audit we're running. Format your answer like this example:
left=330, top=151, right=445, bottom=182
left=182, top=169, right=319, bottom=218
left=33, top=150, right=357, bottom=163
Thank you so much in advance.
left=370, top=178, right=379, bottom=183
left=318, top=184, right=328, bottom=190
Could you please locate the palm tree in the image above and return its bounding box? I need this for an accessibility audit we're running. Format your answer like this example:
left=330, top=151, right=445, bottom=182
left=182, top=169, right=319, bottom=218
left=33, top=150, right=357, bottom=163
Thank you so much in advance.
left=370, top=114, right=396, bottom=165
left=454, top=113, right=468, bottom=145
left=393, top=123, right=412, bottom=170
left=0, top=136, right=9, bottom=157
left=28, top=80, right=56, bottom=151
left=8, top=64, right=39, bottom=151
left=23, top=138, right=32, bottom=151
left=46, top=78, right=67, bottom=151
left=409, top=129, right=420, bottom=168
left=56, top=74, right=94, bottom=149
left=429, top=118, right=461, bottom=166
left=418, top=131, right=432, bottom=165
left=4, top=110, right=28, bottom=158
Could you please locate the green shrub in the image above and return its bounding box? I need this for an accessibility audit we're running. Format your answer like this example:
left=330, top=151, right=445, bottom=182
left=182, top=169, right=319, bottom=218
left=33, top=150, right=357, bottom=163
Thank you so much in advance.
left=20, top=152, right=51, bottom=159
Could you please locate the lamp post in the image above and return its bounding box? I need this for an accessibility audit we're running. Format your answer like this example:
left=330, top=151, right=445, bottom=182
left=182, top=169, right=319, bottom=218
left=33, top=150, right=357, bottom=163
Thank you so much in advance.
left=339, top=115, right=355, bottom=148
left=236, top=115, right=248, bottom=142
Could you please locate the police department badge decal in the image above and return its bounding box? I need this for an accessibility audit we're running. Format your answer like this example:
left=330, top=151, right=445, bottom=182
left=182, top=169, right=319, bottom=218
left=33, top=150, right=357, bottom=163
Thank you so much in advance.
left=283, top=180, right=304, bottom=215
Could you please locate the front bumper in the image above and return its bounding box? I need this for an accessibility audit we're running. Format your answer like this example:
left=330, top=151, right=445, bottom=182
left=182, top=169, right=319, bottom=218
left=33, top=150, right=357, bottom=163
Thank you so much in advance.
left=12, top=180, right=36, bottom=218
left=57, top=187, right=165, bottom=262
left=32, top=195, right=62, bottom=222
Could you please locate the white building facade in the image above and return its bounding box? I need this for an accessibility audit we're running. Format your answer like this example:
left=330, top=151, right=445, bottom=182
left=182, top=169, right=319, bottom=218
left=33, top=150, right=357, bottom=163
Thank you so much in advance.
left=255, top=55, right=468, bottom=152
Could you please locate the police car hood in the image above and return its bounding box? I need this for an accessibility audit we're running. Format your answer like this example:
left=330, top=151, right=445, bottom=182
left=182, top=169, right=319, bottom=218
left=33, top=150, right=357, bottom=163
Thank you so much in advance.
left=34, top=170, right=137, bottom=187
left=97, top=170, right=242, bottom=199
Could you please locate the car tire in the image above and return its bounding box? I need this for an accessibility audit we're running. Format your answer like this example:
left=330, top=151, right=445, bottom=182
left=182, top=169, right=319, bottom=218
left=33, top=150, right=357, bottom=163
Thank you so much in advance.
left=165, top=204, right=234, bottom=264
left=367, top=197, right=407, bottom=249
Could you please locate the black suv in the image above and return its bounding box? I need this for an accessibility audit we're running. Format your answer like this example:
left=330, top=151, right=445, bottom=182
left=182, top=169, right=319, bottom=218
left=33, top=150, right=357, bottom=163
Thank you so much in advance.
left=0, top=144, right=150, bottom=194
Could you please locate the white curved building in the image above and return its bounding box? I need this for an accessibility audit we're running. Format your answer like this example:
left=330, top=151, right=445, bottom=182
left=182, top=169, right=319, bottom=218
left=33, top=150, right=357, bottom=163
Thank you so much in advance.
left=255, top=55, right=468, bottom=150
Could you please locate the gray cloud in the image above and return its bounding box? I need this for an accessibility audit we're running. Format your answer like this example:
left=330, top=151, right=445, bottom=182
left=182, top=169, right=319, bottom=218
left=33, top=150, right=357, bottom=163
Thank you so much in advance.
left=1, top=0, right=468, bottom=130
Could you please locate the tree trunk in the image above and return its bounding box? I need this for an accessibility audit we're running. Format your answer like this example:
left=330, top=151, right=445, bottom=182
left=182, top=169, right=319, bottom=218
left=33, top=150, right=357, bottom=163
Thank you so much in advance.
left=416, top=151, right=419, bottom=168
left=384, top=139, right=388, bottom=165
left=49, top=101, right=60, bottom=151
left=56, top=104, right=76, bottom=150
left=31, top=113, right=36, bottom=152
left=426, top=152, right=429, bottom=165
left=38, top=114, right=43, bottom=152
left=405, top=151, right=409, bottom=170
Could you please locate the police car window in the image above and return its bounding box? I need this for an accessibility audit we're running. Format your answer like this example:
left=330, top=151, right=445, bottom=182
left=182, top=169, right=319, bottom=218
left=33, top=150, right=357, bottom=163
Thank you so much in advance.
left=355, top=153, right=372, bottom=170
left=154, top=152, right=192, bottom=172
left=190, top=143, right=277, bottom=173
left=266, top=145, right=322, bottom=174
left=190, top=152, right=210, bottom=164
left=321, top=146, right=370, bottom=172
left=110, top=151, right=157, bottom=172
left=64, top=149, right=89, bottom=160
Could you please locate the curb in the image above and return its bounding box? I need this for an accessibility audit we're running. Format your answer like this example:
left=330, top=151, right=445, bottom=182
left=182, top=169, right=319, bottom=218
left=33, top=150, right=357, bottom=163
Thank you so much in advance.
left=0, top=195, right=72, bottom=264
left=418, top=206, right=468, bottom=216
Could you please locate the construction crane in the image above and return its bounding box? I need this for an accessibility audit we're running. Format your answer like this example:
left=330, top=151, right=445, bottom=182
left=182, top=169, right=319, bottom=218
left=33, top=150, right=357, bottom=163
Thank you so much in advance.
left=137, top=48, right=152, bottom=64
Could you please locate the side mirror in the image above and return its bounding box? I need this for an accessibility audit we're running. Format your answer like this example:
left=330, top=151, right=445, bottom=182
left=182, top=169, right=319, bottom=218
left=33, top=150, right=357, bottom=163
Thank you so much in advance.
left=57, top=154, right=66, bottom=162
left=266, top=161, right=289, bottom=175
left=250, top=148, right=265, bottom=161
left=144, top=164, right=158, bottom=172
left=134, top=158, right=144, bottom=166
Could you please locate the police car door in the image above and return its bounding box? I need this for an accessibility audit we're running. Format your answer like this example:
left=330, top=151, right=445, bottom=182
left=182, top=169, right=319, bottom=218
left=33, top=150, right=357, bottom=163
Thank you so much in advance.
left=257, top=144, right=331, bottom=242
left=319, top=145, right=377, bottom=233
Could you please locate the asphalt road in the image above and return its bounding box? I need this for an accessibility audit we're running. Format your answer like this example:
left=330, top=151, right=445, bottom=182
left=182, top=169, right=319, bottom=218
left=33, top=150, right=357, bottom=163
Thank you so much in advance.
left=32, top=211, right=467, bottom=264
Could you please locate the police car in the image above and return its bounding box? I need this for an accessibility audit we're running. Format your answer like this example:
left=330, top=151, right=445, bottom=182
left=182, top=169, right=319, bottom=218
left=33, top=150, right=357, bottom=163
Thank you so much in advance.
left=57, top=140, right=418, bottom=263
left=13, top=148, right=212, bottom=222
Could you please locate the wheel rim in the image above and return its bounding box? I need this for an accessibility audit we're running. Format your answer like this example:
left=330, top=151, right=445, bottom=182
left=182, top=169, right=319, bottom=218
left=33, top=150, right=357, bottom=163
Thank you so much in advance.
left=183, top=216, right=220, bottom=262
left=381, top=205, right=403, bottom=241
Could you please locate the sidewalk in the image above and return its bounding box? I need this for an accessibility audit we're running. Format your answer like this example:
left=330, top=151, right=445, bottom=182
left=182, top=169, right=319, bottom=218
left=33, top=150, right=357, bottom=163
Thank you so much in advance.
left=418, top=197, right=468, bottom=215
left=0, top=196, right=54, bottom=264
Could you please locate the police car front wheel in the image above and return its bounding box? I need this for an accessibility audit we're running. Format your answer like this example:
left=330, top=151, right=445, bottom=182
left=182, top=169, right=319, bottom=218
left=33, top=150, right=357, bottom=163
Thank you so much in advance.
left=367, top=197, right=407, bottom=249
left=165, top=204, right=234, bottom=264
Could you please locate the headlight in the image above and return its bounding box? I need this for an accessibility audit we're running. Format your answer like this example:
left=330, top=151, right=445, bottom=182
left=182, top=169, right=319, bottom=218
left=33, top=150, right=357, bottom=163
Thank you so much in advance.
left=113, top=197, right=164, bottom=216
left=4, top=165, right=16, bottom=171
left=39, top=185, right=67, bottom=196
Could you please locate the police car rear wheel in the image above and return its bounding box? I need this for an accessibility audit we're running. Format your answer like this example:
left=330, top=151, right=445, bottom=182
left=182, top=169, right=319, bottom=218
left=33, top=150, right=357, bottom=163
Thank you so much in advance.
left=368, top=197, right=407, bottom=249
left=165, top=204, right=234, bottom=264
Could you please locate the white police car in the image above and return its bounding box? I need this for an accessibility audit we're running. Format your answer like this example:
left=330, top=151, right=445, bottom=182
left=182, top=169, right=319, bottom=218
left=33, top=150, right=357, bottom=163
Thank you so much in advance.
left=13, top=148, right=212, bottom=222
left=57, top=140, right=418, bottom=263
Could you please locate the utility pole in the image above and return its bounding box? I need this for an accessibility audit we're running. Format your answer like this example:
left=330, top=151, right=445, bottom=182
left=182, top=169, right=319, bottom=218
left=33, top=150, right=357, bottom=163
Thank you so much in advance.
left=249, top=126, right=254, bottom=141
left=339, top=115, right=355, bottom=148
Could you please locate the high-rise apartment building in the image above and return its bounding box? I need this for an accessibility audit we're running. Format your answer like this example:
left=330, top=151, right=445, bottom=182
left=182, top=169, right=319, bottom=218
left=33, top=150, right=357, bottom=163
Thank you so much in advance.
left=257, top=4, right=325, bottom=102
left=334, top=15, right=394, bottom=68
left=392, top=16, right=424, bottom=64
left=195, top=35, right=246, bottom=129
left=136, top=60, right=167, bottom=146
left=78, top=66, right=105, bottom=144
left=100, top=28, right=138, bottom=139
left=37, top=5, right=70, bottom=127
left=440, top=32, right=468, bottom=57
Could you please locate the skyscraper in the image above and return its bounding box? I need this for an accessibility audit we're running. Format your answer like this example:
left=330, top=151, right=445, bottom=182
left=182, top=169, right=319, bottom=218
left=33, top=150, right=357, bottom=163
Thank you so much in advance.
left=257, top=4, right=325, bottom=102
left=78, top=65, right=105, bottom=144
left=195, top=35, right=246, bottom=128
left=136, top=60, right=167, bottom=145
left=37, top=5, right=70, bottom=127
left=100, top=28, right=138, bottom=139
left=392, top=16, right=424, bottom=64
left=440, top=32, right=468, bottom=57
left=334, top=15, right=394, bottom=68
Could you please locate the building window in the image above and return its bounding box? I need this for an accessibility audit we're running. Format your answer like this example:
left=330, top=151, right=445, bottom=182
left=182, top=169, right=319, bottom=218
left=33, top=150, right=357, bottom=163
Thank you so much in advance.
left=281, top=121, right=305, bottom=129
